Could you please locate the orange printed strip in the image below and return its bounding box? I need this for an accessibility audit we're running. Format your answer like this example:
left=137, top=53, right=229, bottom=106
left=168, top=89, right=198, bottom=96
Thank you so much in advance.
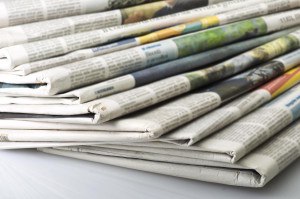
left=261, top=66, right=300, bottom=98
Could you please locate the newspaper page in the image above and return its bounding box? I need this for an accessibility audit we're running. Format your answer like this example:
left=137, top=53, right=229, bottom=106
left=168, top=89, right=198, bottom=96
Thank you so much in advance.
left=114, top=82, right=292, bottom=162
left=0, top=0, right=221, bottom=48
left=0, top=142, right=101, bottom=150
left=39, top=119, right=300, bottom=187
left=65, top=31, right=300, bottom=122
left=0, top=128, right=164, bottom=142
left=92, top=119, right=300, bottom=186
left=83, top=31, right=300, bottom=123
left=55, top=115, right=300, bottom=171
left=0, top=14, right=299, bottom=101
left=5, top=0, right=299, bottom=76
left=0, top=29, right=296, bottom=104
left=0, top=0, right=289, bottom=70
left=0, top=31, right=299, bottom=124
left=38, top=147, right=264, bottom=187
left=0, top=92, right=223, bottom=141
left=162, top=64, right=300, bottom=146
left=87, top=143, right=235, bottom=163
left=55, top=146, right=248, bottom=169
left=136, top=0, right=300, bottom=45
left=0, top=58, right=299, bottom=143
left=0, top=0, right=160, bottom=28
left=173, top=83, right=300, bottom=163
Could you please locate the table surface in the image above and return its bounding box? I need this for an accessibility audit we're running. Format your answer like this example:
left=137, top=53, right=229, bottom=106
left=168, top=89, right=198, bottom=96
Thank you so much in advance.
left=0, top=149, right=299, bottom=199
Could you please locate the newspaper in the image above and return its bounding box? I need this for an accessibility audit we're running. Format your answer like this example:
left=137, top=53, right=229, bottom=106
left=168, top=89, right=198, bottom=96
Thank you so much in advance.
left=0, top=91, right=225, bottom=141
left=0, top=128, right=164, bottom=143
left=1, top=12, right=300, bottom=101
left=162, top=64, right=300, bottom=146
left=187, top=83, right=300, bottom=163
left=0, top=32, right=300, bottom=125
left=0, top=0, right=220, bottom=48
left=136, top=0, right=300, bottom=45
left=0, top=53, right=299, bottom=143
left=0, top=0, right=160, bottom=28
left=39, top=119, right=300, bottom=187
left=0, top=28, right=297, bottom=104
left=0, top=0, right=289, bottom=70
left=3, top=0, right=298, bottom=75
left=87, top=31, right=300, bottom=123
left=107, top=82, right=300, bottom=163
left=56, top=146, right=248, bottom=169
left=0, top=142, right=101, bottom=150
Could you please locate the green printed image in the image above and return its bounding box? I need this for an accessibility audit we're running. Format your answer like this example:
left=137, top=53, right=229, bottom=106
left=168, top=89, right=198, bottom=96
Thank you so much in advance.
left=209, top=55, right=257, bottom=78
left=151, top=0, right=213, bottom=18
left=183, top=52, right=257, bottom=90
left=179, top=30, right=300, bottom=92
left=120, top=0, right=214, bottom=24
left=250, top=35, right=300, bottom=62
left=208, top=61, right=286, bottom=102
left=108, top=0, right=158, bottom=9
left=173, top=18, right=268, bottom=58
left=184, top=71, right=209, bottom=90
left=246, top=61, right=285, bottom=86
left=121, top=1, right=167, bottom=24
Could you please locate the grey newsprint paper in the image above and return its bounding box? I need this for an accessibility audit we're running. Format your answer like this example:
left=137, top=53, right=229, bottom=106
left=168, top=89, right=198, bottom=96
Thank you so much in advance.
left=39, top=119, right=300, bottom=188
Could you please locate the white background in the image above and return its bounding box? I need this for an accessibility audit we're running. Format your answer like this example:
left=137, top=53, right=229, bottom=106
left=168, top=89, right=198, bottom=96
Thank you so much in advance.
left=0, top=149, right=299, bottom=199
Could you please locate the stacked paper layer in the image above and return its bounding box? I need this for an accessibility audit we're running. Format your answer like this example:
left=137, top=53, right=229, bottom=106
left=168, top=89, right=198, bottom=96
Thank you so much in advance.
left=0, top=0, right=300, bottom=188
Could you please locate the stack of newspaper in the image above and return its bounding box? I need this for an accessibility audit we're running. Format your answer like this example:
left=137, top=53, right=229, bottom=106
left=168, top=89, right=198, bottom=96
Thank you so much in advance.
left=0, top=0, right=300, bottom=188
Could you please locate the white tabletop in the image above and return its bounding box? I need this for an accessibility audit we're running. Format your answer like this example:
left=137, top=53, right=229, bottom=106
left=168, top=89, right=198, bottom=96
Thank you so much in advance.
left=0, top=149, right=299, bottom=199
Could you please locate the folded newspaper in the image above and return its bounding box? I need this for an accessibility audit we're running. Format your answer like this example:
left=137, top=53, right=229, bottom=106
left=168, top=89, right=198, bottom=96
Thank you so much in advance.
left=0, top=0, right=294, bottom=71
left=0, top=45, right=299, bottom=127
left=0, top=53, right=299, bottom=143
left=39, top=119, right=300, bottom=188
left=161, top=65, right=300, bottom=145
left=1, top=13, right=300, bottom=106
left=1, top=28, right=298, bottom=104
left=2, top=31, right=292, bottom=116
left=1, top=0, right=298, bottom=76
left=91, top=81, right=300, bottom=165
left=0, top=0, right=220, bottom=48
left=0, top=0, right=299, bottom=190
left=0, top=0, right=161, bottom=28
left=1, top=66, right=300, bottom=148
